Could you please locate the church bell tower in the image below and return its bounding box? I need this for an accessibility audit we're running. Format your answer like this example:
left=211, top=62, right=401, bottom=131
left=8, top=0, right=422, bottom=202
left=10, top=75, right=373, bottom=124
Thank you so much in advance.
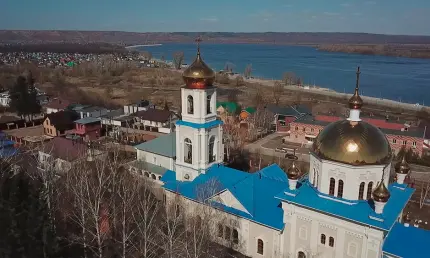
left=175, top=37, right=224, bottom=181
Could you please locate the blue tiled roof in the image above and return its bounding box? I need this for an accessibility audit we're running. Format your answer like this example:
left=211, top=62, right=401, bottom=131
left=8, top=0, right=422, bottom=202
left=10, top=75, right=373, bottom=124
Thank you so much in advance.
left=161, top=170, right=176, bottom=183
left=383, top=222, right=430, bottom=258
left=134, top=133, right=176, bottom=158
left=176, top=119, right=223, bottom=129
left=163, top=164, right=288, bottom=230
left=275, top=182, right=414, bottom=231
left=75, top=117, right=100, bottom=124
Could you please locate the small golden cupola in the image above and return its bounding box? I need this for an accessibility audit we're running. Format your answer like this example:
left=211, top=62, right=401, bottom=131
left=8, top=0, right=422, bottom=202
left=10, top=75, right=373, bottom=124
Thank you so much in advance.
left=373, top=181, right=390, bottom=202
left=287, top=161, right=301, bottom=190
left=395, top=155, right=410, bottom=184
left=348, top=66, right=364, bottom=110
left=372, top=180, right=390, bottom=214
left=182, top=37, right=215, bottom=89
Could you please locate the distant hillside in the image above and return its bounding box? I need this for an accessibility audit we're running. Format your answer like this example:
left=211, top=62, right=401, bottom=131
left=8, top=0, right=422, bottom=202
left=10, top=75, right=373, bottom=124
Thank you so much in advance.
left=2, top=30, right=430, bottom=45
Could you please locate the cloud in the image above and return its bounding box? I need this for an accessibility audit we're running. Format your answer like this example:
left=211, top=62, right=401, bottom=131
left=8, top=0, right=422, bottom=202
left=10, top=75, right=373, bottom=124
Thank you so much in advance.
left=352, top=12, right=362, bottom=16
left=323, top=12, right=340, bottom=16
left=200, top=17, right=218, bottom=22
left=340, top=3, right=351, bottom=7
left=364, top=1, right=376, bottom=5
left=283, top=4, right=293, bottom=8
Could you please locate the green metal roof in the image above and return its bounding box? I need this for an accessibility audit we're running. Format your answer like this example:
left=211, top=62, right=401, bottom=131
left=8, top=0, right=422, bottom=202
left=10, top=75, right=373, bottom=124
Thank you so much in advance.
left=217, top=102, right=239, bottom=113
left=128, top=160, right=168, bottom=176
left=134, top=132, right=176, bottom=158
left=244, top=107, right=256, bottom=114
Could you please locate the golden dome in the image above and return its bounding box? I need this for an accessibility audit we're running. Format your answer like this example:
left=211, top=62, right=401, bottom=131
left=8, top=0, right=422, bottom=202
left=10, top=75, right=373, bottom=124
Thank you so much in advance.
left=182, top=49, right=215, bottom=89
left=348, top=67, right=364, bottom=109
left=287, top=161, right=301, bottom=180
left=312, top=120, right=392, bottom=166
left=372, top=181, right=390, bottom=202
left=395, top=155, right=410, bottom=174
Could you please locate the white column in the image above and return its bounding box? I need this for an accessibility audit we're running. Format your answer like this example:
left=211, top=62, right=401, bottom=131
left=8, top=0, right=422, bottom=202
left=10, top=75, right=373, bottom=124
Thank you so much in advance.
left=347, top=109, right=361, bottom=122
left=397, top=173, right=407, bottom=184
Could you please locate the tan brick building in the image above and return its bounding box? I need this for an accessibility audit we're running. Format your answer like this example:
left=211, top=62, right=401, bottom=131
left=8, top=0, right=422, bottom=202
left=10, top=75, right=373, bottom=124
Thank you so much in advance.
left=288, top=115, right=426, bottom=157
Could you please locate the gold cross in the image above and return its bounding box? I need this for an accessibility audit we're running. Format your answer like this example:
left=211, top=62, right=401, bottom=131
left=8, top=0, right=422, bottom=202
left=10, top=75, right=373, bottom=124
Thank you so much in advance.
left=195, top=36, right=202, bottom=53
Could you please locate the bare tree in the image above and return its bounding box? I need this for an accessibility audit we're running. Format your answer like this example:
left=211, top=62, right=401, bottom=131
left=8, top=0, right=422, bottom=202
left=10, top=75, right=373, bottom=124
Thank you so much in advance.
left=133, top=179, right=161, bottom=258
left=273, top=81, right=284, bottom=105
left=159, top=195, right=186, bottom=258
left=173, top=52, right=185, bottom=70
left=283, top=71, right=296, bottom=85
left=420, top=176, right=430, bottom=209
left=244, top=64, right=252, bottom=78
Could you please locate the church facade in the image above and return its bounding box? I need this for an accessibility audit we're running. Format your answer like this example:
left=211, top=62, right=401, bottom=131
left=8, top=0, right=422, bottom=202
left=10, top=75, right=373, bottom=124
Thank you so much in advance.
left=135, top=45, right=430, bottom=258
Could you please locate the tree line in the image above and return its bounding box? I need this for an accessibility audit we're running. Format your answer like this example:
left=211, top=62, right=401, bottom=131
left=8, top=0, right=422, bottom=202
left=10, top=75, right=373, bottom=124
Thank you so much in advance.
left=0, top=43, right=127, bottom=54
left=0, top=149, right=247, bottom=258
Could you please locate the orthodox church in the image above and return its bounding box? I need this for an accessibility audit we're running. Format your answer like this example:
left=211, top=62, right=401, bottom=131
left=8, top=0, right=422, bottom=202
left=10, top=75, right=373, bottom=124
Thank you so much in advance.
left=135, top=43, right=430, bottom=258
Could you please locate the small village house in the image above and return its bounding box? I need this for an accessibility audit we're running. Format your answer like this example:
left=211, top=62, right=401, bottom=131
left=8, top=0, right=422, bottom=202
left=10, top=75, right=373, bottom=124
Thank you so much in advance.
left=123, top=100, right=154, bottom=115
left=131, top=109, right=177, bottom=133
left=38, top=137, right=105, bottom=172
left=266, top=104, right=310, bottom=132
left=78, top=106, right=109, bottom=119
left=44, top=98, right=72, bottom=114
left=69, top=117, right=101, bottom=141
left=43, top=110, right=79, bottom=137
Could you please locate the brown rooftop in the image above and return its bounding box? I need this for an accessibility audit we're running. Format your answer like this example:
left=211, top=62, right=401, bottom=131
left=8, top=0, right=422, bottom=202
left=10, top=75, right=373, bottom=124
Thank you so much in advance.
left=133, top=109, right=172, bottom=123
left=41, top=137, right=87, bottom=162
left=44, top=98, right=72, bottom=110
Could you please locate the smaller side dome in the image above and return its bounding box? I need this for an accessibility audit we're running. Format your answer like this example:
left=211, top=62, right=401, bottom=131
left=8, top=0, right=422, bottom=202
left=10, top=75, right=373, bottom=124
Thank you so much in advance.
left=348, top=67, right=363, bottom=110
left=287, top=161, right=301, bottom=180
left=395, top=155, right=410, bottom=175
left=372, top=181, right=390, bottom=203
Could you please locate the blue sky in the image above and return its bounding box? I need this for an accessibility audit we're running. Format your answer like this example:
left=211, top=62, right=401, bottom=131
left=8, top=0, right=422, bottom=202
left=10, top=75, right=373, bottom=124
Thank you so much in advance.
left=2, top=0, right=430, bottom=35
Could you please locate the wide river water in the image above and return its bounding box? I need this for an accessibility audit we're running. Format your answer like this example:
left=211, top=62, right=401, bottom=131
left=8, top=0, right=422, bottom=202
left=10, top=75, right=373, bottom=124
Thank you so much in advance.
left=136, top=43, right=430, bottom=105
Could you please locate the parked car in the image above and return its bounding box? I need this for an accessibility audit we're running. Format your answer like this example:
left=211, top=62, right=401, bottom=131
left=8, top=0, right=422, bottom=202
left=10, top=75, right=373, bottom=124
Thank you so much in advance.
left=285, top=154, right=298, bottom=160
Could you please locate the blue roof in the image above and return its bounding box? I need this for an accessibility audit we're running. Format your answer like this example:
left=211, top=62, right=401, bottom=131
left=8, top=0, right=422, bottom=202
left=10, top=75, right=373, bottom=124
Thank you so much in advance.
left=275, top=182, right=414, bottom=231
left=75, top=117, right=100, bottom=124
left=0, top=146, right=19, bottom=158
left=163, top=164, right=288, bottom=230
left=161, top=170, right=176, bottom=183
left=176, top=119, right=223, bottom=129
left=134, top=133, right=176, bottom=158
left=383, top=222, right=430, bottom=258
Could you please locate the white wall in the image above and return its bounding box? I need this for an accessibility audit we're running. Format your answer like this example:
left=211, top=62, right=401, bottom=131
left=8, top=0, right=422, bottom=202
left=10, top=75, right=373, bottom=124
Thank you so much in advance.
left=136, top=149, right=174, bottom=170
left=281, top=202, right=385, bottom=258
left=309, top=153, right=391, bottom=201
left=181, top=87, right=217, bottom=124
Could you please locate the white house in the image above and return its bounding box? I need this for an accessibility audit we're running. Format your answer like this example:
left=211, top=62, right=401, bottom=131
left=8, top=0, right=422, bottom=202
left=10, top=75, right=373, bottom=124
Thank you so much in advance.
left=137, top=50, right=430, bottom=258
left=79, top=106, right=109, bottom=119
left=132, top=108, right=178, bottom=133
left=123, top=100, right=154, bottom=115
left=0, top=91, right=10, bottom=107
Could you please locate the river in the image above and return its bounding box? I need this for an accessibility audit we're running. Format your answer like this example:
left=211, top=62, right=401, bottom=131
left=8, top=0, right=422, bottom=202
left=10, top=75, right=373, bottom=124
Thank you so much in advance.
left=136, top=43, right=430, bottom=105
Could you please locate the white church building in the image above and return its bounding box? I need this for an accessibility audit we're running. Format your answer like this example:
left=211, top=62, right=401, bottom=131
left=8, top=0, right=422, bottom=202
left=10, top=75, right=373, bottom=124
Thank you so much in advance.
left=133, top=45, right=430, bottom=258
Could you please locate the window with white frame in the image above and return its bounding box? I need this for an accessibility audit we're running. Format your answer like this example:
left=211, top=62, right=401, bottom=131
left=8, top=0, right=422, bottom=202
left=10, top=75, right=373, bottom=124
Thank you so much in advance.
left=392, top=139, right=397, bottom=144
left=413, top=141, right=417, bottom=146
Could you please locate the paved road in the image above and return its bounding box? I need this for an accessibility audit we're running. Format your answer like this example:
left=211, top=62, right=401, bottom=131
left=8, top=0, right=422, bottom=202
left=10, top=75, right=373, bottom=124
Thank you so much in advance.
left=245, top=133, right=311, bottom=162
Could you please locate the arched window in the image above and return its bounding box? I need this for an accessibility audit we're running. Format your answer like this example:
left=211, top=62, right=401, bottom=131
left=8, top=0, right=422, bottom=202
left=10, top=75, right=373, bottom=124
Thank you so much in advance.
left=217, top=224, right=223, bottom=237
left=144, top=172, right=149, bottom=177
left=329, top=237, right=335, bottom=247
left=367, top=182, right=373, bottom=200
left=337, top=180, right=344, bottom=198
left=208, top=136, right=216, bottom=163
left=329, top=178, right=336, bottom=196
left=320, top=234, right=326, bottom=244
left=298, top=251, right=306, bottom=258
left=187, top=95, right=194, bottom=114
left=206, top=94, right=212, bottom=114
left=257, top=239, right=264, bottom=255
left=225, top=226, right=231, bottom=241
left=150, top=174, right=155, bottom=180
left=233, top=229, right=239, bottom=244
left=312, top=168, right=316, bottom=186
left=184, top=138, right=192, bottom=164
left=358, top=182, right=365, bottom=200
left=158, top=176, right=162, bottom=180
